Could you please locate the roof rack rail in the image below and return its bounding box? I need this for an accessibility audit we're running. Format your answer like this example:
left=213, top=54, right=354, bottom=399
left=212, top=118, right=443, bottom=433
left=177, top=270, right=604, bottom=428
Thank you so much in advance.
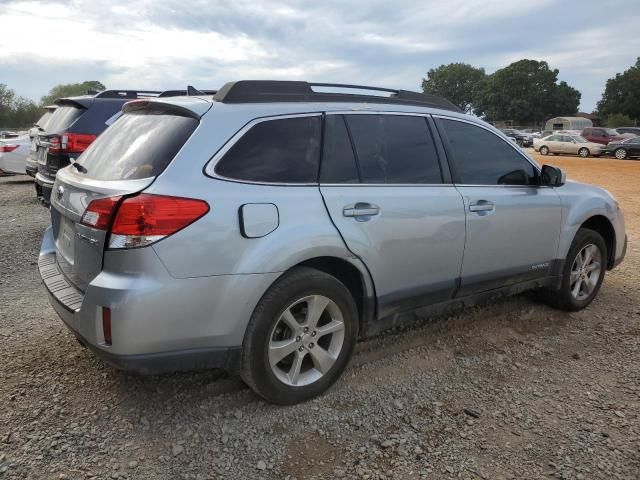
left=94, top=90, right=163, bottom=99
left=212, top=81, right=462, bottom=112
left=158, top=89, right=218, bottom=98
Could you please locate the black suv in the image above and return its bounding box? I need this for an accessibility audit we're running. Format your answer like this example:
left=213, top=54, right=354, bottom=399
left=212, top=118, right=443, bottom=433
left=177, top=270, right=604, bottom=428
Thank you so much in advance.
left=501, top=128, right=533, bottom=147
left=33, top=90, right=163, bottom=205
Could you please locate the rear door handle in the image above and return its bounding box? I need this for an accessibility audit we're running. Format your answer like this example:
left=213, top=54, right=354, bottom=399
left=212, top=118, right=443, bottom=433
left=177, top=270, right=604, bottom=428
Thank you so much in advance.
left=343, top=202, right=380, bottom=218
left=469, top=201, right=495, bottom=213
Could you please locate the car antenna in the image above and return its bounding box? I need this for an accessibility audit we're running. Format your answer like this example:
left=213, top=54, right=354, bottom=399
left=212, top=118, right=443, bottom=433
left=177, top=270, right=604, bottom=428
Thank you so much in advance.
left=187, top=85, right=205, bottom=96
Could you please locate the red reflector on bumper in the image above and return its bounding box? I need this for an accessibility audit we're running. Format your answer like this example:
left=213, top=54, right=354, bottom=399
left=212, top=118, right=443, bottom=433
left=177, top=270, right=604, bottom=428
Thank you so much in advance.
left=102, top=307, right=112, bottom=345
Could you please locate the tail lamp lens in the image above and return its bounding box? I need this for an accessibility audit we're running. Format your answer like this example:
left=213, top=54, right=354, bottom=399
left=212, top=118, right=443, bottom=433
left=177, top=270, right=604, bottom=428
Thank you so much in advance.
left=80, top=194, right=209, bottom=249
left=80, top=196, right=122, bottom=230
left=48, top=133, right=97, bottom=154
left=0, top=144, right=19, bottom=153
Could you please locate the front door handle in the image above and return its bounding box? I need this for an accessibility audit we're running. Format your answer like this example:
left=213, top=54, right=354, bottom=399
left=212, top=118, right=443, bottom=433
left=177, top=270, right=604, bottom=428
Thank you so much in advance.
left=343, top=202, right=380, bottom=218
left=469, top=200, right=495, bottom=213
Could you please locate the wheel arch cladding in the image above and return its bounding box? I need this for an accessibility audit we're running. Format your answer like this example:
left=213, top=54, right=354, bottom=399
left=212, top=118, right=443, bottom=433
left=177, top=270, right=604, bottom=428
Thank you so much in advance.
left=289, top=256, right=375, bottom=331
left=580, top=215, right=616, bottom=268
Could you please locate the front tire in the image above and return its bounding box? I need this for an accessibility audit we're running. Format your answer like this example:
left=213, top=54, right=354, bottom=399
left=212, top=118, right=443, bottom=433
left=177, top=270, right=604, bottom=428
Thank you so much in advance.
left=539, top=146, right=549, bottom=155
left=614, top=148, right=628, bottom=160
left=578, top=147, right=590, bottom=158
left=241, top=267, right=358, bottom=404
left=541, top=228, right=607, bottom=311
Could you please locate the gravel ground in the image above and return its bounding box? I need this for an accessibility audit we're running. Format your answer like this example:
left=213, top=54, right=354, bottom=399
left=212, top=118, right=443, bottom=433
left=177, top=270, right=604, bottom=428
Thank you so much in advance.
left=1, top=154, right=639, bottom=480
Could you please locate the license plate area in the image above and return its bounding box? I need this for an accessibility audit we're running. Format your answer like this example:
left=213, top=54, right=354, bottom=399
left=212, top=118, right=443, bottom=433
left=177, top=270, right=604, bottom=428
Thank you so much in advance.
left=57, top=216, right=76, bottom=264
left=37, top=146, right=48, bottom=165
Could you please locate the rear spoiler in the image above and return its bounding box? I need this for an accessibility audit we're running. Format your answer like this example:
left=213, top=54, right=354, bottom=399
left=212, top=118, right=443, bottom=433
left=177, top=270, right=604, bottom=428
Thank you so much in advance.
left=55, top=97, right=93, bottom=109
left=122, top=99, right=209, bottom=119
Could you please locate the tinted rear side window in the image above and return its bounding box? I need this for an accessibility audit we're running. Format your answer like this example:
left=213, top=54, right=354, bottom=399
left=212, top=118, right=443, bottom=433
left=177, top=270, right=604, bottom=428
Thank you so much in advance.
left=45, top=106, right=85, bottom=133
left=440, top=119, right=537, bottom=185
left=320, top=115, right=359, bottom=183
left=345, top=115, right=442, bottom=184
left=215, top=116, right=321, bottom=183
left=76, top=111, right=198, bottom=180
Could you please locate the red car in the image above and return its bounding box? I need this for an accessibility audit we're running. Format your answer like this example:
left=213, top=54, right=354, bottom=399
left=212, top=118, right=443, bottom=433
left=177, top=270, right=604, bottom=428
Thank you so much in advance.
left=581, top=127, right=629, bottom=145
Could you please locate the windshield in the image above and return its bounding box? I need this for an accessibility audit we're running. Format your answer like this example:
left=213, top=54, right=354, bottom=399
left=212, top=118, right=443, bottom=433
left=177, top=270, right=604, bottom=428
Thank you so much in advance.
left=75, top=110, right=198, bottom=180
left=571, top=136, right=589, bottom=143
left=45, top=106, right=85, bottom=133
left=605, top=128, right=619, bottom=135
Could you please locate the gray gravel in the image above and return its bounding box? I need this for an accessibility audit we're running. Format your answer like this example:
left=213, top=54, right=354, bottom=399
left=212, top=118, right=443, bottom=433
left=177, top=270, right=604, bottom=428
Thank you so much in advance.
left=1, top=175, right=639, bottom=479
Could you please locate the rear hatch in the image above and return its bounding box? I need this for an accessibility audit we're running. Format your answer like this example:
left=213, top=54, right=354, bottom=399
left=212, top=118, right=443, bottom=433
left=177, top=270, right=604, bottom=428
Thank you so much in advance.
left=49, top=102, right=201, bottom=292
left=35, top=100, right=89, bottom=176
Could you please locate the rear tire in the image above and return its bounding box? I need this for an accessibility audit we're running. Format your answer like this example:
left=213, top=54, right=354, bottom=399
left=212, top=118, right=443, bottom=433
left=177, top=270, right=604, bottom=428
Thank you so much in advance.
left=540, top=228, right=607, bottom=311
left=539, top=146, right=549, bottom=155
left=241, top=267, right=358, bottom=405
left=614, top=148, right=627, bottom=160
left=578, top=147, right=590, bottom=158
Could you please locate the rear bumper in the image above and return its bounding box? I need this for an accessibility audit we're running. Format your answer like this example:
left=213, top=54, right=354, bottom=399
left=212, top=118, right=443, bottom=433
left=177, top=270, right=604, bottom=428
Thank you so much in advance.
left=25, top=157, right=38, bottom=177
left=35, top=172, right=54, bottom=205
left=39, top=226, right=280, bottom=374
left=73, top=328, right=241, bottom=374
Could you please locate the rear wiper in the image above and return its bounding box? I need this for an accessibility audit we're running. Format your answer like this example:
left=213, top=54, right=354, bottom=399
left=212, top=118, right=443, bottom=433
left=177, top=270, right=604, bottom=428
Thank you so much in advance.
left=70, top=159, right=87, bottom=174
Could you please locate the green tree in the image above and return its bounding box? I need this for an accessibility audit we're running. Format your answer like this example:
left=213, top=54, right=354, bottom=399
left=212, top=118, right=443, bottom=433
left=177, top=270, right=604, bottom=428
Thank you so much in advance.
left=40, top=80, right=106, bottom=106
left=597, top=58, right=640, bottom=121
left=606, top=113, right=635, bottom=128
left=0, top=83, right=41, bottom=128
left=473, top=59, right=580, bottom=124
left=421, top=63, right=485, bottom=113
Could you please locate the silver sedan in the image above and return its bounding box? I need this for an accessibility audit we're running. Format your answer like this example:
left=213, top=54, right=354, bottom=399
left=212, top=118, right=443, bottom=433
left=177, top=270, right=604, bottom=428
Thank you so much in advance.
left=533, top=134, right=603, bottom=157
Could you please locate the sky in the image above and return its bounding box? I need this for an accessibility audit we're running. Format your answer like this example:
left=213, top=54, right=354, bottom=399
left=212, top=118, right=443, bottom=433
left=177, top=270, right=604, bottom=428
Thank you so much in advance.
left=1, top=0, right=639, bottom=113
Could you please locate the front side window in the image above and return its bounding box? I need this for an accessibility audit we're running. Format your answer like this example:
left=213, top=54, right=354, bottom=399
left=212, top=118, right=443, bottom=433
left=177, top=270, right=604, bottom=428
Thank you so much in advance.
left=440, top=119, right=537, bottom=186
left=215, top=116, right=321, bottom=183
left=344, top=114, right=442, bottom=184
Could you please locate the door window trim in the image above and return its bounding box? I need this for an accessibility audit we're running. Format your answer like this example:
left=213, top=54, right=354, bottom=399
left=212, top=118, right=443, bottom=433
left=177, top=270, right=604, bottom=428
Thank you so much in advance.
left=204, top=112, right=323, bottom=186
left=320, top=111, right=451, bottom=187
left=432, top=114, right=546, bottom=188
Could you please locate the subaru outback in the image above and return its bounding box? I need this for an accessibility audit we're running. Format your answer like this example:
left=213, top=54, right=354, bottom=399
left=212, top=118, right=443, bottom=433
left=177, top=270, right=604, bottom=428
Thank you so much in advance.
left=39, top=81, right=627, bottom=404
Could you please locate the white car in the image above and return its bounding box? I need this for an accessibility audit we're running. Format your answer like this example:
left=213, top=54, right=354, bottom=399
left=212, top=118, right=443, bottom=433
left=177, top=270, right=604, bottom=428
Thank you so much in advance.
left=0, top=134, right=31, bottom=175
left=533, top=134, right=603, bottom=158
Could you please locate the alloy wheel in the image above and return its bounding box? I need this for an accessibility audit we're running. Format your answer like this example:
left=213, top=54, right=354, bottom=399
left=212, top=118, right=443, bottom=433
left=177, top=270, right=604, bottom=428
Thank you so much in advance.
left=578, top=148, right=589, bottom=158
left=569, top=244, right=602, bottom=301
left=615, top=148, right=627, bottom=160
left=268, top=295, right=345, bottom=387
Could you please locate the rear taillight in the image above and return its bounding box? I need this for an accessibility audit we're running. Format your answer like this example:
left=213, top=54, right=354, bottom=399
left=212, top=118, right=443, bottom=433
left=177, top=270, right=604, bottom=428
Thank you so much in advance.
left=0, top=144, right=19, bottom=153
left=48, top=133, right=97, bottom=154
left=80, top=194, right=209, bottom=249
left=80, top=196, right=122, bottom=230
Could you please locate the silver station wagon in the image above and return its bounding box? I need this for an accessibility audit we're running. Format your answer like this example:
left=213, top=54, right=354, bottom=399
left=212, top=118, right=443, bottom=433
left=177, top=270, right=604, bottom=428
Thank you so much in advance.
left=39, top=81, right=627, bottom=404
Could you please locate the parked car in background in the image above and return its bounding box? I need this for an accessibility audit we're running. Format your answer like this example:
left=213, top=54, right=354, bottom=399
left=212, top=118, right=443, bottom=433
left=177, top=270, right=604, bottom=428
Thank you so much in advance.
left=39, top=80, right=626, bottom=404
left=601, top=136, right=640, bottom=159
left=615, top=127, right=640, bottom=136
left=501, top=128, right=533, bottom=147
left=25, top=105, right=57, bottom=177
left=581, top=127, right=631, bottom=145
left=0, top=133, right=31, bottom=174
left=533, top=134, right=603, bottom=157
left=33, top=90, right=162, bottom=205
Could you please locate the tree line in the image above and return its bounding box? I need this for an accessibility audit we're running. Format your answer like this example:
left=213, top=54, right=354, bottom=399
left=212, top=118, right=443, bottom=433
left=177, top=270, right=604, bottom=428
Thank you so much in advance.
left=423, top=58, right=640, bottom=127
left=2, top=58, right=638, bottom=128
left=0, top=81, right=105, bottom=129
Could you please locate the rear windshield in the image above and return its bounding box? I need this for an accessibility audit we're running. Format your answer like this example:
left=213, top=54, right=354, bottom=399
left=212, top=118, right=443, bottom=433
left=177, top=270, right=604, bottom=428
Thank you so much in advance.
left=45, top=106, right=85, bottom=133
left=75, top=110, right=198, bottom=180
left=35, top=111, right=53, bottom=128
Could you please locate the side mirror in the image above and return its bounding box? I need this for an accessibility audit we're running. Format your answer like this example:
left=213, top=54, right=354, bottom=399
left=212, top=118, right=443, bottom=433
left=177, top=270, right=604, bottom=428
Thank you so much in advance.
left=541, top=165, right=566, bottom=186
